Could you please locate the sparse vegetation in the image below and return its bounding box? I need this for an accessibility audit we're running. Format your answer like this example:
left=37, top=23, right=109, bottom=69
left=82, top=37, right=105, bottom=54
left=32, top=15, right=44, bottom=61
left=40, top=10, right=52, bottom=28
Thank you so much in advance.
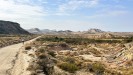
left=37, top=36, right=123, bottom=45
left=26, top=35, right=133, bottom=75
left=57, top=62, right=79, bottom=73
left=64, top=57, right=76, bottom=63
left=0, top=34, right=37, bottom=48
left=27, top=46, right=56, bottom=75
left=91, top=62, right=105, bottom=75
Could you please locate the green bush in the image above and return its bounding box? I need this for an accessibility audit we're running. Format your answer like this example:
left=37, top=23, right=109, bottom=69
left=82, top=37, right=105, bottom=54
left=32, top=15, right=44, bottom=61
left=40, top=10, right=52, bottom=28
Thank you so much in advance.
left=58, top=62, right=79, bottom=73
left=92, top=62, right=105, bottom=75
left=86, top=62, right=105, bottom=75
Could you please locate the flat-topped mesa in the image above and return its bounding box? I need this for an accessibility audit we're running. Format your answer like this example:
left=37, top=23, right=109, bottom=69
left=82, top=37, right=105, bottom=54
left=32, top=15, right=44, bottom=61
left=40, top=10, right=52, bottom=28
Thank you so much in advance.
left=0, top=20, right=29, bottom=34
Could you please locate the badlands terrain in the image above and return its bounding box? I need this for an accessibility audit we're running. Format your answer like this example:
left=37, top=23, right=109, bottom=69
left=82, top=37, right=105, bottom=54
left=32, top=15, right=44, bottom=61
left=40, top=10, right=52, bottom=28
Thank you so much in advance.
left=2, top=34, right=132, bottom=75
left=1, top=20, right=133, bottom=75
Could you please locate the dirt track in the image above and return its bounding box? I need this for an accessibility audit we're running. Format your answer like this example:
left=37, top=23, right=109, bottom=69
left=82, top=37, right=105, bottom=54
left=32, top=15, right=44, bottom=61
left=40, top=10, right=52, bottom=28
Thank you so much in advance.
left=0, top=36, right=40, bottom=75
left=0, top=43, right=23, bottom=75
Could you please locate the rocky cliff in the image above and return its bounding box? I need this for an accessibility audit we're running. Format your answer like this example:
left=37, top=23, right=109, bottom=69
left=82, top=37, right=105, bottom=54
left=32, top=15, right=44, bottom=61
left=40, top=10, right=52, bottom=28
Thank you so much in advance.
left=0, top=20, right=29, bottom=34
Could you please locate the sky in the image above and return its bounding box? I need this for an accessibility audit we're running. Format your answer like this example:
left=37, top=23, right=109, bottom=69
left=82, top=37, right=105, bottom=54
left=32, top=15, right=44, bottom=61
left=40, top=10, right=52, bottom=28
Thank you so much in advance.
left=0, top=0, right=133, bottom=32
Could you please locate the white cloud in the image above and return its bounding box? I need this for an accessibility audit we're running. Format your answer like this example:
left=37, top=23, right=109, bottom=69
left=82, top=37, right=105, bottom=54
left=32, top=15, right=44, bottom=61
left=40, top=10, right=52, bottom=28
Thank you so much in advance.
left=112, top=0, right=133, bottom=3
left=0, top=0, right=131, bottom=31
left=0, top=0, right=47, bottom=28
left=107, top=10, right=128, bottom=16
left=88, top=10, right=129, bottom=19
left=57, top=0, right=99, bottom=15
left=13, top=0, right=47, bottom=5
left=89, top=0, right=99, bottom=6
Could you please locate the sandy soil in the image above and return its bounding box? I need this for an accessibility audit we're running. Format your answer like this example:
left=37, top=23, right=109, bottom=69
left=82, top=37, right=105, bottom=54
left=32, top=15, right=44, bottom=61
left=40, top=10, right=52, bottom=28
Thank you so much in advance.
left=10, top=47, right=30, bottom=75
left=0, top=36, right=40, bottom=75
left=79, top=55, right=102, bottom=61
left=0, top=43, right=23, bottom=75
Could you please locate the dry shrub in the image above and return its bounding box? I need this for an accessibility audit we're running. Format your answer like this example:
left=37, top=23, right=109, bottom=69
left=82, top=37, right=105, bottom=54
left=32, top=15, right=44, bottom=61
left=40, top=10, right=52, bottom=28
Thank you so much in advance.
left=88, top=62, right=105, bottom=75
left=38, top=53, right=47, bottom=59
left=29, top=54, right=35, bottom=58
left=38, top=48, right=46, bottom=53
left=27, top=64, right=34, bottom=71
left=27, top=63, right=42, bottom=71
left=64, top=57, right=76, bottom=63
left=89, top=48, right=102, bottom=56
left=57, top=62, right=79, bottom=73
left=85, top=62, right=105, bottom=75
left=104, top=69, right=121, bottom=75
left=25, top=45, right=31, bottom=50
left=48, top=51, right=56, bottom=57
left=30, top=71, right=37, bottom=75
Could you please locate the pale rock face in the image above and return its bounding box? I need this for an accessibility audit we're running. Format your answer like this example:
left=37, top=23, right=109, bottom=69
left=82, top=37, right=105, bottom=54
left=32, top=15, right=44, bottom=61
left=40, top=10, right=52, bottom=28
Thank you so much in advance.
left=27, top=28, right=42, bottom=34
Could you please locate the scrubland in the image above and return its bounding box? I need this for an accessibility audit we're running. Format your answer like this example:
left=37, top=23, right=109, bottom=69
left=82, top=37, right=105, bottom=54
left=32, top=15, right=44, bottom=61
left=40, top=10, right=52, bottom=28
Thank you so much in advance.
left=0, top=34, right=37, bottom=48
left=23, top=35, right=133, bottom=75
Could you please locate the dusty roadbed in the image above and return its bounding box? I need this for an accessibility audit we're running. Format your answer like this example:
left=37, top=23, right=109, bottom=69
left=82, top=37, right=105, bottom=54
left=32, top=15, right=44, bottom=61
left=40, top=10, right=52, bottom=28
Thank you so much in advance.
left=0, top=36, right=40, bottom=75
left=0, top=43, right=23, bottom=75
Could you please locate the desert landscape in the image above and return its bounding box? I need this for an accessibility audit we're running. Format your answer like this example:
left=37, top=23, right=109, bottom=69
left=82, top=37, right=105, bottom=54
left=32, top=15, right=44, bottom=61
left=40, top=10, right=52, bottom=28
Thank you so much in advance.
left=0, top=20, right=133, bottom=75
left=0, top=0, right=133, bottom=75
left=14, top=34, right=133, bottom=75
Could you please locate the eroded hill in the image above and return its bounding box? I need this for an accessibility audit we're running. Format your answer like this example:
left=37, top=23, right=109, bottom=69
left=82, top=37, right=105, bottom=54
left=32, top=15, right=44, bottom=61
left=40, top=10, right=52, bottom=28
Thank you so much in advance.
left=0, top=20, right=29, bottom=34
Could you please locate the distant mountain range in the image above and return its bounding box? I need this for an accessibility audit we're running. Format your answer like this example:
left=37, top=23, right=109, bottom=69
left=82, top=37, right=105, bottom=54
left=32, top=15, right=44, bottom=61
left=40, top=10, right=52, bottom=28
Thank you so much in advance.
left=27, top=28, right=72, bottom=34
left=27, top=28, right=42, bottom=34
left=0, top=20, right=132, bottom=36
left=88, top=28, right=104, bottom=33
left=27, top=28, right=133, bottom=37
left=27, top=28, right=105, bottom=34
left=83, top=28, right=105, bottom=34
left=0, top=20, right=29, bottom=34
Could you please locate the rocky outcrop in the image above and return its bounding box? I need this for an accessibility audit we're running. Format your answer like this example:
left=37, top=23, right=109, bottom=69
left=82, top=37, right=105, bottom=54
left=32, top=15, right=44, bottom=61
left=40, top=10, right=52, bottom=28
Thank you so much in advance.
left=87, top=28, right=105, bottom=34
left=27, top=28, right=42, bottom=34
left=0, top=20, right=29, bottom=34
